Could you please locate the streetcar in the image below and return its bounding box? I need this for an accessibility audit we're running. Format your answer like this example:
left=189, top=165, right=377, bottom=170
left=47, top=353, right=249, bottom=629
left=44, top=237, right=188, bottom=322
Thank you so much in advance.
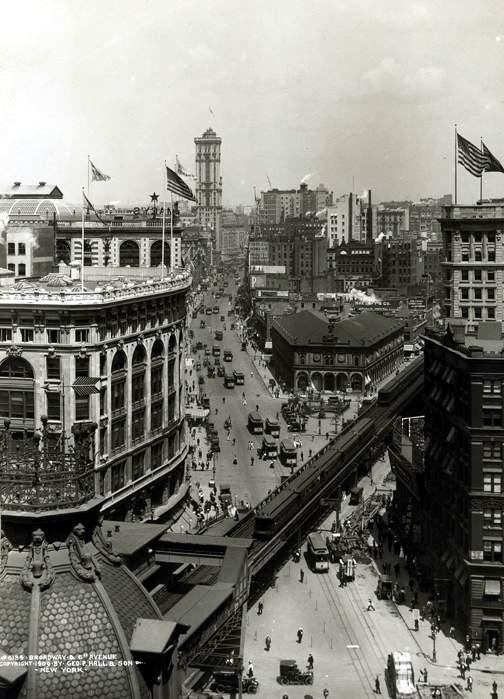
left=279, top=439, right=297, bottom=467
left=233, top=370, right=245, bottom=385
left=212, top=345, right=221, bottom=357
left=247, top=411, right=264, bottom=434
left=306, top=532, right=330, bottom=572
left=223, top=349, right=233, bottom=362
left=265, top=417, right=280, bottom=438
left=215, top=330, right=223, bottom=341
left=261, top=434, right=278, bottom=460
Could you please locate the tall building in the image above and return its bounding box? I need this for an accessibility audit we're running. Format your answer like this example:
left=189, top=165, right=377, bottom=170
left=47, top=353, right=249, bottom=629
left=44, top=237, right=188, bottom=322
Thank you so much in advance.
left=194, top=128, right=223, bottom=250
left=326, top=193, right=368, bottom=247
left=0, top=266, right=191, bottom=522
left=423, top=200, right=504, bottom=653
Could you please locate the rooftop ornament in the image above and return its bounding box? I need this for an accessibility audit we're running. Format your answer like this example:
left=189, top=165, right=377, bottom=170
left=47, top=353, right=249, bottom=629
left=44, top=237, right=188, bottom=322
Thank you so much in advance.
left=0, top=417, right=97, bottom=512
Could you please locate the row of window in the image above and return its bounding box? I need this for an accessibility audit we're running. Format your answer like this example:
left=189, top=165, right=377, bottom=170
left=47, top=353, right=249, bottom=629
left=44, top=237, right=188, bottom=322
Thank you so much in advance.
left=459, top=307, right=496, bottom=320
left=7, top=242, right=26, bottom=255
left=460, top=232, right=496, bottom=244
left=460, top=288, right=495, bottom=301
left=460, top=249, right=496, bottom=262
left=7, top=264, right=26, bottom=276
left=460, top=269, right=495, bottom=282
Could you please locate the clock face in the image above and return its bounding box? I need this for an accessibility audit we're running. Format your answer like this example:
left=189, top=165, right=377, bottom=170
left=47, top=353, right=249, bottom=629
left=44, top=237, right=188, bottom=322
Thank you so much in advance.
left=313, top=353, right=321, bottom=362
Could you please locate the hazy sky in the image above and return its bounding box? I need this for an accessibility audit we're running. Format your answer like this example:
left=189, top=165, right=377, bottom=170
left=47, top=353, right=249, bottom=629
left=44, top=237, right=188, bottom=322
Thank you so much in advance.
left=1, top=0, right=504, bottom=208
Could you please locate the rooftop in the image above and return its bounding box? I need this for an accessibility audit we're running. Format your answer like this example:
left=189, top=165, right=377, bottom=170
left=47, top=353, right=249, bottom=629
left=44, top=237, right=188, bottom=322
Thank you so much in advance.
left=0, top=182, right=63, bottom=198
left=441, top=203, right=504, bottom=220
left=273, top=309, right=404, bottom=347
left=0, top=269, right=192, bottom=307
left=424, top=322, right=504, bottom=357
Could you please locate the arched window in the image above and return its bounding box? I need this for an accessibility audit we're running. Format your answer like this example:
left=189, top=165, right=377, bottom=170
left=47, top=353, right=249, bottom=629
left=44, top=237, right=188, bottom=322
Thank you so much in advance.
left=151, top=241, right=171, bottom=268
left=84, top=240, right=94, bottom=267
left=0, top=357, right=35, bottom=422
left=132, top=345, right=146, bottom=366
left=151, top=339, right=164, bottom=360
left=111, top=350, right=127, bottom=373
left=56, top=239, right=71, bottom=265
left=111, top=350, right=127, bottom=415
left=119, top=240, right=140, bottom=267
left=296, top=372, right=308, bottom=390
left=132, top=345, right=146, bottom=408
left=168, top=334, right=177, bottom=355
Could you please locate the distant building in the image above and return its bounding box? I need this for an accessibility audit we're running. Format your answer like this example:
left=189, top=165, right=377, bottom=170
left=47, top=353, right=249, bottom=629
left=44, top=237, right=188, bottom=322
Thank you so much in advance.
left=221, top=209, right=249, bottom=261
left=376, top=206, right=409, bottom=237
left=327, top=192, right=373, bottom=247
left=259, top=183, right=332, bottom=223
left=271, top=310, right=404, bottom=392
left=378, top=239, right=423, bottom=295
left=194, top=128, right=222, bottom=249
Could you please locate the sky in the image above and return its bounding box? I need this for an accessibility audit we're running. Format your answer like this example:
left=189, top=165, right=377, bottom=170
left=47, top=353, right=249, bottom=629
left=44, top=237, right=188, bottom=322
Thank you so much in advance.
left=1, top=0, right=504, bottom=208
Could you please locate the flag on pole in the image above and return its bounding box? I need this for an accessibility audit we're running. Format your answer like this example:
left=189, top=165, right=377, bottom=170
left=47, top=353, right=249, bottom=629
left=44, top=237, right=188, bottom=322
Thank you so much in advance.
left=457, top=133, right=487, bottom=177
left=89, top=159, right=111, bottom=182
left=82, top=191, right=107, bottom=225
left=175, top=155, right=195, bottom=179
left=482, top=141, right=504, bottom=173
left=209, top=106, right=214, bottom=116
left=165, top=165, right=195, bottom=200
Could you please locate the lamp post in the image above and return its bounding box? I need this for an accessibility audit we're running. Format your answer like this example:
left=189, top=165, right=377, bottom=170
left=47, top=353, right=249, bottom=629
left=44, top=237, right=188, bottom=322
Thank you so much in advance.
left=431, top=623, right=438, bottom=662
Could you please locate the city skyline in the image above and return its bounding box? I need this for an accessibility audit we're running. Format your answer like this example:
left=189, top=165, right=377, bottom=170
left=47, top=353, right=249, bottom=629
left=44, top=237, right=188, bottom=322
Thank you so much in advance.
left=1, top=0, right=504, bottom=207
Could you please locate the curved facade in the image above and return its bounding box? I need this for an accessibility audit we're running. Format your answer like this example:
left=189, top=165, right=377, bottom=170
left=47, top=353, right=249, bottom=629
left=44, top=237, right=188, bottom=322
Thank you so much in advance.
left=0, top=271, right=192, bottom=522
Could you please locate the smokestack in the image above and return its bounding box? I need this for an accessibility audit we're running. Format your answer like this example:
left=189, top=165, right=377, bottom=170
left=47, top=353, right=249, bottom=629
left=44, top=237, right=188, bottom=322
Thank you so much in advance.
left=348, top=193, right=353, bottom=241
left=367, top=189, right=372, bottom=243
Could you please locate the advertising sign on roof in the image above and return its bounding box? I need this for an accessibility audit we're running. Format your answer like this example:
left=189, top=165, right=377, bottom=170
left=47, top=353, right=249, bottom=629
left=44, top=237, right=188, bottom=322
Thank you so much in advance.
left=250, top=265, right=286, bottom=274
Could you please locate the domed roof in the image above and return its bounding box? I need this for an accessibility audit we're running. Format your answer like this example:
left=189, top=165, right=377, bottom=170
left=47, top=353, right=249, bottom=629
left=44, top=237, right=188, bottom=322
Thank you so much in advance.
left=0, top=521, right=162, bottom=699
left=0, top=198, right=82, bottom=220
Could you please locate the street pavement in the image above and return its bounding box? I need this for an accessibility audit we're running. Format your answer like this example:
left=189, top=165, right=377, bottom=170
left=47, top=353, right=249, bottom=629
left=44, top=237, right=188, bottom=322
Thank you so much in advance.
left=245, top=456, right=502, bottom=698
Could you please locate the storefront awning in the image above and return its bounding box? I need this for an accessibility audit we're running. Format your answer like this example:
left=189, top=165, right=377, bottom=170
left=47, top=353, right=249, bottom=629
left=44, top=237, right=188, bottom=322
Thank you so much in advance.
left=186, top=407, right=210, bottom=418
left=485, top=579, right=501, bottom=596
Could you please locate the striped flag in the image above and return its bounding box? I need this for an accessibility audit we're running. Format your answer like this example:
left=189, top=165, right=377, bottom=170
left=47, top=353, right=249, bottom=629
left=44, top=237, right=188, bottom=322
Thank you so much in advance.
left=175, top=155, right=196, bottom=179
left=166, top=165, right=195, bottom=200
left=457, top=133, right=487, bottom=177
left=82, top=191, right=107, bottom=225
left=90, top=159, right=111, bottom=182
left=482, top=141, right=504, bottom=174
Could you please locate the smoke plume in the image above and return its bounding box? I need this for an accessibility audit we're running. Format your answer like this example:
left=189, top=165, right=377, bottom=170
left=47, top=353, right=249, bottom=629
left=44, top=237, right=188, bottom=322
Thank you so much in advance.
left=343, top=288, right=381, bottom=305
left=300, top=173, right=312, bottom=185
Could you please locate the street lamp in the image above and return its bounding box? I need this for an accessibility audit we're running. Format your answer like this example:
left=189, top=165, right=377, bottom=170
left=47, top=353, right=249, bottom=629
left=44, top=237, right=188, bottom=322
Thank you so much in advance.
left=431, top=623, right=438, bottom=662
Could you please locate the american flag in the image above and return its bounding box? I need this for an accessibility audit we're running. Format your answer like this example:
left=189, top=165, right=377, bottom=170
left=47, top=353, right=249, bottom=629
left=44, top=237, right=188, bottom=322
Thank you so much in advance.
left=482, top=141, right=504, bottom=174
left=166, top=165, right=195, bottom=201
left=457, top=133, right=487, bottom=177
left=89, top=159, right=111, bottom=182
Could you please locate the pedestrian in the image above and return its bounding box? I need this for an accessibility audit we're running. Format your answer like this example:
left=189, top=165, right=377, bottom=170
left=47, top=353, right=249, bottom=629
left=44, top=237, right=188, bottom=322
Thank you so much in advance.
left=299, top=569, right=304, bottom=583
left=423, top=668, right=428, bottom=683
left=301, top=451, right=304, bottom=461
left=375, top=675, right=381, bottom=694
left=323, top=689, right=329, bottom=698
left=367, top=599, right=375, bottom=611
left=251, top=456, right=254, bottom=467
left=257, top=601, right=263, bottom=615
left=460, top=663, right=466, bottom=680
left=466, top=675, right=473, bottom=692
left=265, top=635, right=271, bottom=651
left=307, top=653, right=314, bottom=670
left=465, top=653, right=471, bottom=670
left=297, top=627, right=303, bottom=643
left=250, top=370, right=254, bottom=377
left=233, top=455, right=238, bottom=465
left=476, top=642, right=481, bottom=660
left=247, top=661, right=254, bottom=678
left=232, top=438, right=236, bottom=446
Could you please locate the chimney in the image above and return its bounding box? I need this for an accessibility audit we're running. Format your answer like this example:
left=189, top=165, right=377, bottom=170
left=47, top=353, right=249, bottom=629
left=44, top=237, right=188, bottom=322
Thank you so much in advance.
left=38, top=181, right=46, bottom=187
left=13, top=182, right=21, bottom=187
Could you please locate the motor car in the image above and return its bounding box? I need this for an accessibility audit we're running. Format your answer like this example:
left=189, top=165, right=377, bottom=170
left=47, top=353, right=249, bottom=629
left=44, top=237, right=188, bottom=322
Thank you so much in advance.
left=205, top=348, right=211, bottom=356
left=214, top=357, right=220, bottom=366
left=217, top=366, right=225, bottom=377
left=206, top=308, right=213, bottom=315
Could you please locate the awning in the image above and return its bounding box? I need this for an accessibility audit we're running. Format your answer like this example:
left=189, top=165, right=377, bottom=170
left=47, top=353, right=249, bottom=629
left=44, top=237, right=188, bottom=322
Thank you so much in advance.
left=485, top=579, right=501, bottom=596
left=447, top=426, right=456, bottom=443
left=186, top=407, right=209, bottom=418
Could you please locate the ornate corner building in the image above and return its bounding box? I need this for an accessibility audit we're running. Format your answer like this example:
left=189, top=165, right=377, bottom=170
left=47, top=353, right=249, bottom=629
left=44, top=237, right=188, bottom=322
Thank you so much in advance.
left=0, top=269, right=192, bottom=522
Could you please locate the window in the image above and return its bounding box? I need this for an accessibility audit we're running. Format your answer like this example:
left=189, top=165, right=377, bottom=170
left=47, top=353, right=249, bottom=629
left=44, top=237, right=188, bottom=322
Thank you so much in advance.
left=151, top=365, right=163, bottom=396
left=462, top=308, right=469, bottom=319
left=483, top=441, right=501, bottom=459
left=111, top=380, right=125, bottom=412
left=21, top=328, right=33, bottom=342
left=46, top=356, right=60, bottom=379
left=488, top=307, right=496, bottom=319
left=484, top=472, right=502, bottom=493
left=474, top=307, right=482, bottom=319
left=7, top=264, right=14, bottom=273
left=0, top=328, right=12, bottom=342
left=483, top=509, right=502, bottom=529
left=18, top=243, right=26, bottom=255
left=483, top=540, right=503, bottom=563
left=488, top=250, right=496, bottom=262
left=487, top=289, right=495, bottom=301
left=100, top=353, right=107, bottom=376
left=483, top=410, right=501, bottom=427
left=75, top=329, right=89, bottom=344
left=132, top=452, right=144, bottom=480
left=132, top=373, right=145, bottom=403
left=111, top=418, right=126, bottom=450
left=46, top=392, right=61, bottom=420
left=75, top=395, right=90, bottom=421
left=151, top=441, right=163, bottom=468
left=488, top=271, right=495, bottom=282
left=111, top=461, right=125, bottom=492
left=0, top=390, right=34, bottom=419
left=151, top=399, right=163, bottom=430
left=75, top=357, right=89, bottom=377
left=7, top=243, right=15, bottom=255
left=483, top=380, right=501, bottom=394
left=462, top=251, right=469, bottom=262
left=132, top=409, right=145, bottom=441
left=461, top=289, right=469, bottom=300
left=47, top=329, right=61, bottom=344
left=487, top=233, right=496, bottom=243
left=474, top=288, right=482, bottom=300
left=475, top=250, right=482, bottom=262
left=17, top=264, right=26, bottom=277
left=99, top=425, right=107, bottom=456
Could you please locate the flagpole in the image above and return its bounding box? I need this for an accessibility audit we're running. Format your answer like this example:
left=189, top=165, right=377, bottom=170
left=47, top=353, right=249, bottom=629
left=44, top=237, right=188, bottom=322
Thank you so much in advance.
left=81, top=187, right=85, bottom=292
left=480, top=137, right=484, bottom=201
left=170, top=193, right=174, bottom=273
left=87, top=155, right=90, bottom=197
left=161, top=161, right=166, bottom=281
left=454, top=124, right=458, bottom=205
